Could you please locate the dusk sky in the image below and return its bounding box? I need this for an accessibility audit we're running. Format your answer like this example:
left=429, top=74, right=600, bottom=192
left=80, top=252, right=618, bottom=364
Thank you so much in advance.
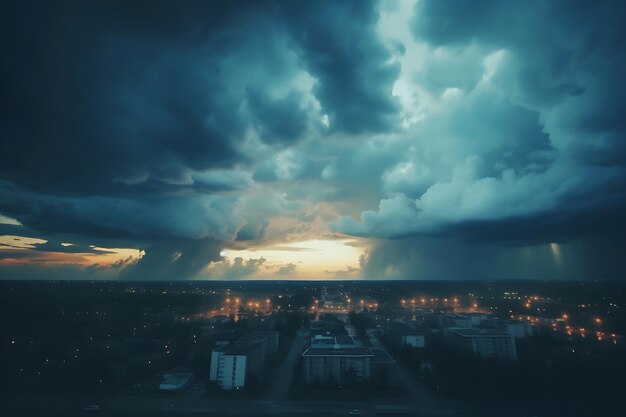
left=1, top=0, right=626, bottom=281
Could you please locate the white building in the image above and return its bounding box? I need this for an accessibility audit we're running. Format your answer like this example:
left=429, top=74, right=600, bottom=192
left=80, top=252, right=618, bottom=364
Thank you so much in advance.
left=217, top=348, right=247, bottom=390
left=209, top=343, right=230, bottom=381
left=215, top=342, right=264, bottom=390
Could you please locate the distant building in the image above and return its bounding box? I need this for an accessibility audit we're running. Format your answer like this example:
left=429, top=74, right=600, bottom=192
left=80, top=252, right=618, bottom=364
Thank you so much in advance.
left=216, top=342, right=264, bottom=390
left=236, top=331, right=279, bottom=357
left=458, top=312, right=490, bottom=327
left=302, top=347, right=374, bottom=383
left=425, top=313, right=446, bottom=328
left=370, top=347, right=396, bottom=381
left=209, top=330, right=278, bottom=389
left=446, top=328, right=517, bottom=360
left=485, top=318, right=533, bottom=338
left=310, top=319, right=347, bottom=335
left=209, top=343, right=230, bottom=382
left=159, top=372, right=194, bottom=391
left=321, top=294, right=347, bottom=311
left=310, top=334, right=357, bottom=349
left=444, top=314, right=473, bottom=328
left=385, top=322, right=425, bottom=348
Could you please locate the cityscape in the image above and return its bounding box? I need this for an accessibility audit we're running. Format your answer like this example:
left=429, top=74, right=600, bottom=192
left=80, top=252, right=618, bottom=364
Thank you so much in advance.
left=2, top=280, right=624, bottom=416
left=2, top=0, right=626, bottom=416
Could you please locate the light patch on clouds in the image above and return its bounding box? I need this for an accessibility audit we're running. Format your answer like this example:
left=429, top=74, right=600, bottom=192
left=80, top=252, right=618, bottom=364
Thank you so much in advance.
left=0, top=214, right=21, bottom=226
left=0, top=235, right=47, bottom=249
left=220, top=239, right=365, bottom=279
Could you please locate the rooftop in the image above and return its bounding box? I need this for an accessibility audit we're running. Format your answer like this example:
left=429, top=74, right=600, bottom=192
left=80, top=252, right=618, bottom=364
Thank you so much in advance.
left=224, top=341, right=263, bottom=355
left=370, top=348, right=395, bottom=364
left=335, top=335, right=356, bottom=345
left=302, top=347, right=374, bottom=357
left=449, top=328, right=512, bottom=337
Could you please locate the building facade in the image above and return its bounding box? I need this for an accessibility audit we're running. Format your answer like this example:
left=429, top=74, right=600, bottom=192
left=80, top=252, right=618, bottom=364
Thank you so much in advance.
left=302, top=347, right=373, bottom=384
left=447, top=328, right=517, bottom=360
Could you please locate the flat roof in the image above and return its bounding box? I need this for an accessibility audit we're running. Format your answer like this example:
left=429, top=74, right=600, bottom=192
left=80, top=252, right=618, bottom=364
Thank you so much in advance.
left=212, top=344, right=230, bottom=352
left=335, top=335, right=356, bottom=345
left=492, top=319, right=528, bottom=325
left=161, top=373, right=193, bottom=385
left=302, top=347, right=374, bottom=357
left=311, top=338, right=334, bottom=345
left=445, top=314, right=472, bottom=319
left=449, top=328, right=511, bottom=337
left=224, top=341, right=263, bottom=355
left=370, top=348, right=395, bottom=364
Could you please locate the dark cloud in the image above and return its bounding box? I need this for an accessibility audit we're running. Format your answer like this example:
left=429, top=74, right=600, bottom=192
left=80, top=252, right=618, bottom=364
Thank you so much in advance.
left=2, top=0, right=626, bottom=280
left=0, top=1, right=251, bottom=195
left=120, top=238, right=222, bottom=280
left=361, top=233, right=626, bottom=281
left=246, top=87, right=310, bottom=144
left=334, top=0, right=626, bottom=245
left=279, top=0, right=401, bottom=133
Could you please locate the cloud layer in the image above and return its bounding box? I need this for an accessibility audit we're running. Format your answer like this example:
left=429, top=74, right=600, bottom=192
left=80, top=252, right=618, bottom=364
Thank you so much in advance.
left=2, top=0, right=626, bottom=279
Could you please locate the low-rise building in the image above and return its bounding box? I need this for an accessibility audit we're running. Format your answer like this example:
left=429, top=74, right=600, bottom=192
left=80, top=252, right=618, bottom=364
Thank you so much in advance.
left=302, top=347, right=374, bottom=384
left=385, top=322, right=425, bottom=348
left=209, top=343, right=230, bottom=381
left=444, top=314, right=473, bottom=328
left=310, top=334, right=357, bottom=349
left=485, top=318, right=533, bottom=338
left=458, top=312, right=490, bottom=327
left=236, top=331, right=279, bottom=358
left=159, top=372, right=194, bottom=391
left=210, top=331, right=276, bottom=389
left=446, top=328, right=517, bottom=360
left=216, top=342, right=264, bottom=390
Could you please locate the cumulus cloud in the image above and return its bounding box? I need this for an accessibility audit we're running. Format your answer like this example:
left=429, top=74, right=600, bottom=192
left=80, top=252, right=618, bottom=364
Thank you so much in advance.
left=332, top=0, right=626, bottom=245
left=275, top=263, right=297, bottom=276
left=2, top=0, right=626, bottom=280
left=202, top=256, right=266, bottom=280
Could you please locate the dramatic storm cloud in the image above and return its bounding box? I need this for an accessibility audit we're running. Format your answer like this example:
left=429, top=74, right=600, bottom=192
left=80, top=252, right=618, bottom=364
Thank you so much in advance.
left=1, top=0, right=626, bottom=280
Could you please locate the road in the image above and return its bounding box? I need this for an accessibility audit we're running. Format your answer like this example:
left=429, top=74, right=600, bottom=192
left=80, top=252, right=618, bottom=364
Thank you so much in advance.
left=367, top=329, right=455, bottom=414
left=267, top=328, right=309, bottom=400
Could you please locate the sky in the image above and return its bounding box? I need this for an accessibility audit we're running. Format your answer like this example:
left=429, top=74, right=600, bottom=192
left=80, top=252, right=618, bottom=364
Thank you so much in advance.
left=1, top=0, right=626, bottom=281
